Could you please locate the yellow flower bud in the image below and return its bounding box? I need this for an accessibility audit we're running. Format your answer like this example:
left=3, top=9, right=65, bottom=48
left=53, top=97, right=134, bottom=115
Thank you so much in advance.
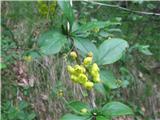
left=23, top=56, right=32, bottom=62
left=92, top=63, right=99, bottom=72
left=91, top=70, right=99, bottom=78
left=95, top=28, right=99, bottom=33
left=78, top=74, right=88, bottom=84
left=80, top=108, right=88, bottom=113
left=87, top=52, right=93, bottom=57
left=67, top=65, right=75, bottom=74
left=83, top=57, right=92, bottom=66
left=74, top=65, right=83, bottom=74
left=84, top=81, right=94, bottom=90
left=93, top=112, right=97, bottom=116
left=59, top=89, right=63, bottom=92
left=57, top=89, right=63, bottom=97
left=70, top=75, right=78, bottom=82
left=116, top=80, right=122, bottom=85
left=58, top=92, right=63, bottom=96
left=90, top=63, right=100, bottom=78
left=93, top=76, right=101, bottom=83
left=80, top=65, right=86, bottom=73
left=57, top=92, right=63, bottom=97
left=70, top=51, right=77, bottom=59
left=92, top=27, right=99, bottom=33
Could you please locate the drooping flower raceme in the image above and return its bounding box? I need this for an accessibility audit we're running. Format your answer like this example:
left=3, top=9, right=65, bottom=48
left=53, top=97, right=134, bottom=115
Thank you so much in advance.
left=67, top=51, right=101, bottom=90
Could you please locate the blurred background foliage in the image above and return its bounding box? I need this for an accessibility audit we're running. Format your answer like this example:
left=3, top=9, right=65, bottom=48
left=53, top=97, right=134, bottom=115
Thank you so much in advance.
left=1, top=1, right=160, bottom=120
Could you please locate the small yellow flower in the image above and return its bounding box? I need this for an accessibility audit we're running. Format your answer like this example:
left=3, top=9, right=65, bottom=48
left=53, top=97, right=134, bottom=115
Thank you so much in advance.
left=92, top=27, right=99, bottom=33
left=70, top=51, right=77, bottom=59
left=91, top=70, right=97, bottom=77
left=93, top=76, right=101, bottom=83
left=80, top=65, right=86, bottom=73
left=70, top=75, right=78, bottom=82
left=116, top=79, right=122, bottom=85
left=93, top=112, right=97, bottom=116
left=67, top=65, right=75, bottom=74
left=57, top=90, right=63, bottom=97
left=83, top=57, right=92, bottom=66
left=74, top=65, right=83, bottom=74
left=78, top=74, right=88, bottom=84
left=91, top=63, right=100, bottom=78
left=59, top=89, right=63, bottom=92
left=80, top=108, right=88, bottom=113
left=84, top=81, right=94, bottom=90
left=23, top=56, right=32, bottom=62
left=95, top=28, right=100, bottom=33
left=92, top=63, right=99, bottom=72
left=58, top=92, right=63, bottom=96
left=87, top=52, right=93, bottom=57
left=91, top=69, right=100, bottom=77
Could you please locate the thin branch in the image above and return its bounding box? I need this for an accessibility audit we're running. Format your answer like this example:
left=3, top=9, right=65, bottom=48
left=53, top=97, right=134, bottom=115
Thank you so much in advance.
left=87, top=1, right=160, bottom=16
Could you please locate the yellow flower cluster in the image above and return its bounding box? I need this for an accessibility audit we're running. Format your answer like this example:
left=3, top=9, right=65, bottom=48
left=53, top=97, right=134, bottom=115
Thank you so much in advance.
left=91, top=63, right=100, bottom=83
left=67, top=51, right=101, bottom=90
left=37, top=1, right=56, bottom=17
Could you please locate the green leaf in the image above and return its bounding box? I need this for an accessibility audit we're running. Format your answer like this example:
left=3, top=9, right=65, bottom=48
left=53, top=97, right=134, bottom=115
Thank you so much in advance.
left=17, top=111, right=26, bottom=119
left=0, top=62, right=7, bottom=69
left=129, top=44, right=152, bottom=55
left=76, top=21, right=106, bottom=32
left=68, top=101, right=91, bottom=114
left=108, top=28, right=122, bottom=33
left=102, top=102, right=133, bottom=117
left=28, top=113, right=36, bottom=120
left=138, top=45, right=152, bottom=55
left=100, top=70, right=119, bottom=89
left=74, top=38, right=98, bottom=61
left=8, top=107, right=18, bottom=119
left=75, top=21, right=120, bottom=33
left=19, top=101, right=28, bottom=110
left=98, top=38, right=128, bottom=65
left=38, top=31, right=67, bottom=55
left=99, top=31, right=110, bottom=38
left=60, top=113, right=90, bottom=120
left=58, top=0, right=74, bottom=27
left=96, top=116, right=109, bottom=120
left=94, top=83, right=106, bottom=95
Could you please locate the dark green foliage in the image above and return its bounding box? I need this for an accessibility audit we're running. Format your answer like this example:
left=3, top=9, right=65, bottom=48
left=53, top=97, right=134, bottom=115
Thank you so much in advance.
left=2, top=100, right=36, bottom=120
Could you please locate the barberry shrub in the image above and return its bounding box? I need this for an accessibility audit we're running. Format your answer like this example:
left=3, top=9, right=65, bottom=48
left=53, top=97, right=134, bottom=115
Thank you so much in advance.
left=24, top=0, right=133, bottom=120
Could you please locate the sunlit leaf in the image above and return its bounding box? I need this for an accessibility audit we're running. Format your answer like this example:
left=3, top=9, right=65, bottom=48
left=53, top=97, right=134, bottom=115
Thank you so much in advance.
left=98, top=38, right=129, bottom=65
left=38, top=31, right=67, bottom=55
left=102, top=102, right=133, bottom=117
